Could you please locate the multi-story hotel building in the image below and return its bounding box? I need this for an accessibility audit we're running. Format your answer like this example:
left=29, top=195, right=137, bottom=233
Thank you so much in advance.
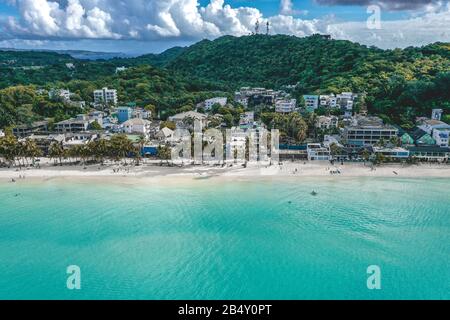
left=94, top=87, right=118, bottom=105
left=343, top=116, right=398, bottom=148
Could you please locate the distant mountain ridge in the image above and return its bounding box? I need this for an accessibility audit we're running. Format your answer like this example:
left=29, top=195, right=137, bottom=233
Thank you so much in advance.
left=0, top=48, right=134, bottom=61
left=56, top=50, right=135, bottom=60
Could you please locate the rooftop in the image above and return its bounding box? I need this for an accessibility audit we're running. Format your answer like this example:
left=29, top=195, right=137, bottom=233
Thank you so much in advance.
left=407, top=146, right=450, bottom=153
left=57, top=118, right=89, bottom=125
left=347, top=116, right=396, bottom=130
left=27, top=134, right=65, bottom=142
left=373, top=146, right=409, bottom=153
left=420, top=119, right=449, bottom=126
left=14, top=121, right=49, bottom=129
left=169, top=111, right=207, bottom=121
left=411, top=128, right=431, bottom=140
left=123, top=118, right=151, bottom=126
left=158, top=127, right=174, bottom=137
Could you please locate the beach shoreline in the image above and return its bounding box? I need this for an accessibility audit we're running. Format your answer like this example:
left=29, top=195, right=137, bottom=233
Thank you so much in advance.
left=1, top=160, right=450, bottom=185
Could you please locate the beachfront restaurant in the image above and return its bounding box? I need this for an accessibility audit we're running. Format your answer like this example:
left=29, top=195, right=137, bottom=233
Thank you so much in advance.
left=373, top=147, right=410, bottom=160
left=407, top=146, right=450, bottom=162
left=279, top=144, right=308, bottom=161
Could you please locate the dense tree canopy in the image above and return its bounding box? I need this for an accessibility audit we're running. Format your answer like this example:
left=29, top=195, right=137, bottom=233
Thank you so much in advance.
left=0, top=35, right=449, bottom=129
left=167, top=35, right=450, bottom=126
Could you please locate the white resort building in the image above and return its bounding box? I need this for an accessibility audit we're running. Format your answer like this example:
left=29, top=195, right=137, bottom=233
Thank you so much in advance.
left=275, top=99, right=297, bottom=113
left=319, top=94, right=338, bottom=108
left=49, top=89, right=71, bottom=102
left=169, top=111, right=208, bottom=129
left=156, top=127, right=175, bottom=142
left=417, top=118, right=450, bottom=148
left=204, top=97, right=228, bottom=110
left=373, top=147, right=410, bottom=160
left=316, top=116, right=339, bottom=130
left=343, top=116, right=398, bottom=148
left=121, top=118, right=151, bottom=135
left=94, top=87, right=118, bottom=105
left=55, top=115, right=93, bottom=133
left=307, top=143, right=331, bottom=161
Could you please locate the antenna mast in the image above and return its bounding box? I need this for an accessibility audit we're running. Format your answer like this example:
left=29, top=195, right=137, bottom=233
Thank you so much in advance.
left=255, top=20, right=260, bottom=35
left=266, top=21, right=270, bottom=35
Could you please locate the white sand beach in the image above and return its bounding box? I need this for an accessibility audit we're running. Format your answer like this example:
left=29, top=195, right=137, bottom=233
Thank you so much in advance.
left=1, top=158, right=450, bottom=184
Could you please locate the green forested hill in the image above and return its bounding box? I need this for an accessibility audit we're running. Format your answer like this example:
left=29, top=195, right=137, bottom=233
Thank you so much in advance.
left=126, top=46, right=187, bottom=67
left=61, top=65, right=221, bottom=113
left=0, top=47, right=187, bottom=89
left=167, top=34, right=378, bottom=88
left=0, top=50, right=75, bottom=67
left=166, top=35, right=449, bottom=91
left=0, top=65, right=222, bottom=128
left=0, top=35, right=449, bottom=129
left=166, top=35, right=450, bottom=127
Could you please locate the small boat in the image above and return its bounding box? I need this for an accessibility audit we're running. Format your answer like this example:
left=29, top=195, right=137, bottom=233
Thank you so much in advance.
left=311, top=191, right=318, bottom=196
left=393, top=171, right=398, bottom=175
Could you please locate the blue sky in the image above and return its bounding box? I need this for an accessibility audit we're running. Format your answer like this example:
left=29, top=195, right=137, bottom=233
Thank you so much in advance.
left=197, top=0, right=406, bottom=20
left=0, top=0, right=449, bottom=54
left=0, top=3, right=15, bottom=15
left=0, top=0, right=411, bottom=21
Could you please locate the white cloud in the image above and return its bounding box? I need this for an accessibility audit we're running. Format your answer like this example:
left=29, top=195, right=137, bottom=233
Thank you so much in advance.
left=2, top=0, right=120, bottom=39
left=327, top=3, right=450, bottom=48
left=280, top=0, right=304, bottom=15
left=0, top=0, right=449, bottom=49
left=315, top=0, right=442, bottom=11
left=2, top=0, right=261, bottom=40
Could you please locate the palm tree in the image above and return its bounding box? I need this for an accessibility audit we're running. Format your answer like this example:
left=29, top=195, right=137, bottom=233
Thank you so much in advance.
left=376, top=138, right=387, bottom=148
left=0, top=134, right=19, bottom=167
left=97, top=139, right=109, bottom=165
left=133, top=146, right=143, bottom=166
left=329, top=143, right=343, bottom=160
left=0, top=137, right=5, bottom=165
left=374, top=152, right=386, bottom=165
left=23, top=139, right=42, bottom=166
left=49, top=142, right=65, bottom=166
left=360, top=149, right=371, bottom=165
left=295, top=118, right=308, bottom=143
left=78, top=145, right=90, bottom=166
left=390, top=136, right=401, bottom=147
left=306, top=112, right=318, bottom=139
left=157, top=145, right=172, bottom=166
left=271, top=113, right=308, bottom=143
left=110, top=134, right=134, bottom=165
left=68, top=146, right=80, bottom=164
left=135, top=136, right=147, bottom=166
left=16, top=140, right=26, bottom=168
left=87, top=139, right=108, bottom=165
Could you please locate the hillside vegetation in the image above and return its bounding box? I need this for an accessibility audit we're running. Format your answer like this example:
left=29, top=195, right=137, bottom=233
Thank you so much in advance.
left=1, top=35, right=449, bottom=129
left=166, top=35, right=450, bottom=127
left=0, top=64, right=224, bottom=128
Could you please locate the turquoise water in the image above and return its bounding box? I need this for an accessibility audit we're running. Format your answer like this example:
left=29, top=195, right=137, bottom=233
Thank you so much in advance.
left=0, top=177, right=449, bottom=300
